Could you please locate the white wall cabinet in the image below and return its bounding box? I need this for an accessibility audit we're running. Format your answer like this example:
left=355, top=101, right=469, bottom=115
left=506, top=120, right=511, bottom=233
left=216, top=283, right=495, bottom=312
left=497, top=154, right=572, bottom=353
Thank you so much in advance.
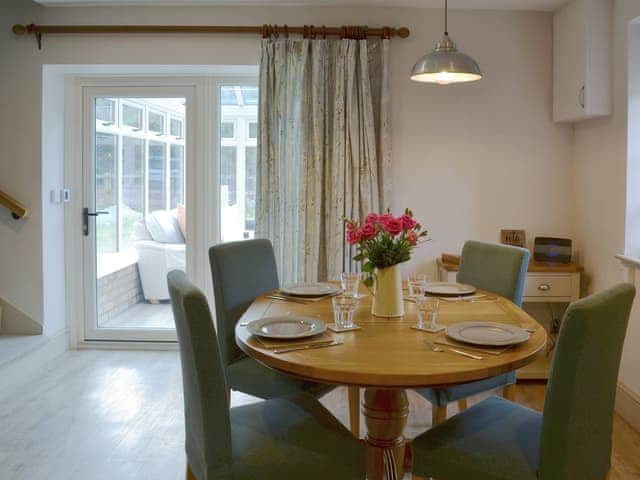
left=553, top=0, right=612, bottom=123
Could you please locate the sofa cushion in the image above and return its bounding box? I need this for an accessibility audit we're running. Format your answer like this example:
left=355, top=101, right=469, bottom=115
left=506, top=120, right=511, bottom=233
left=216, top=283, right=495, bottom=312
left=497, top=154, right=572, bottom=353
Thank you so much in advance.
left=145, top=209, right=185, bottom=244
left=177, top=203, right=187, bottom=239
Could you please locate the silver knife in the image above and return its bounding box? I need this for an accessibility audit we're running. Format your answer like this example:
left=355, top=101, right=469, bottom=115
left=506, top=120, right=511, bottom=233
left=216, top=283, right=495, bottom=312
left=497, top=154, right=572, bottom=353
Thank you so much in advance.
left=274, top=340, right=343, bottom=354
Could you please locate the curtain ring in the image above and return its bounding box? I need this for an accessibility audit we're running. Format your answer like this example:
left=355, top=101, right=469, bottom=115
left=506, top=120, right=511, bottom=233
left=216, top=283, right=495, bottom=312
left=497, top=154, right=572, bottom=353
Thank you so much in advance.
left=283, top=24, right=289, bottom=38
left=303, top=25, right=309, bottom=39
left=273, top=24, right=279, bottom=38
left=261, top=24, right=269, bottom=38
left=321, top=25, right=327, bottom=39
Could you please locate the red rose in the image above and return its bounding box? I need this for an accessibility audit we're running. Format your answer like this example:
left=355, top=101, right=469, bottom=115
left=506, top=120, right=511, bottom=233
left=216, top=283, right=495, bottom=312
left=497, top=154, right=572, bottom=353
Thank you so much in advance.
left=364, top=213, right=379, bottom=225
left=360, top=222, right=378, bottom=240
left=407, top=230, right=418, bottom=245
left=400, top=214, right=417, bottom=231
left=385, top=218, right=403, bottom=236
left=346, top=227, right=362, bottom=245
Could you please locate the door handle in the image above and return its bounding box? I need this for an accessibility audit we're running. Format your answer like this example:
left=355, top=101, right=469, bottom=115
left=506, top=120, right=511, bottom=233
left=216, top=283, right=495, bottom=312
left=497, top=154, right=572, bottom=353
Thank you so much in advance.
left=83, top=207, right=109, bottom=236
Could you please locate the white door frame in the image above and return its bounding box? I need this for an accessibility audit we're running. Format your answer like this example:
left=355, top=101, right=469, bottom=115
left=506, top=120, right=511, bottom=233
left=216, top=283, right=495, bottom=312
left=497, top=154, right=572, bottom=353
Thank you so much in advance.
left=67, top=76, right=211, bottom=344
left=64, top=73, right=258, bottom=345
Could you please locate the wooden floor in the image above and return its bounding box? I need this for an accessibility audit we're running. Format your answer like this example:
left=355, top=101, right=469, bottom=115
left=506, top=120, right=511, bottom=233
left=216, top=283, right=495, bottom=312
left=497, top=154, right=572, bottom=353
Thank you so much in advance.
left=1, top=350, right=638, bottom=479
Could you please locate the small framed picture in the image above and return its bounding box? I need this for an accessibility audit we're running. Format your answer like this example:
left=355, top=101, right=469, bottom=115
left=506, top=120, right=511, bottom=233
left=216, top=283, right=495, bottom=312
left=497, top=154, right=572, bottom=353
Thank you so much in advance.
left=501, top=229, right=526, bottom=248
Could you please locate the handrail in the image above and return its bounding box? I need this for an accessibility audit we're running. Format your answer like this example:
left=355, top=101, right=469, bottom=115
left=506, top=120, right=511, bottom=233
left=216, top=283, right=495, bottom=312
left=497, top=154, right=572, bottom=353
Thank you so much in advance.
left=0, top=189, right=29, bottom=219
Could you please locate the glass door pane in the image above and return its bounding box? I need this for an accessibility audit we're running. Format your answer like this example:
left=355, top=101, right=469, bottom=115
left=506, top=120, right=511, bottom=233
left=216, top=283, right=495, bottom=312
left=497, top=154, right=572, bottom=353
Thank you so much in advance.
left=219, top=85, right=258, bottom=242
left=87, top=95, right=187, bottom=341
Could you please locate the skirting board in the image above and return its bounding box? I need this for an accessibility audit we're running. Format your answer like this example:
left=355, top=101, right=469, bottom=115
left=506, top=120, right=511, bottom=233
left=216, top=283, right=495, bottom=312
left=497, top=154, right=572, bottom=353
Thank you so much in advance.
left=616, top=382, right=640, bottom=432
left=0, top=329, right=68, bottom=398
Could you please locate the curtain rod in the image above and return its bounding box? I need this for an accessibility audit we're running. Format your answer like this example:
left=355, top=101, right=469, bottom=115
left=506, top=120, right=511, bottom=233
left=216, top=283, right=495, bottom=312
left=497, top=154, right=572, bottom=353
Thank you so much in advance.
left=12, top=23, right=410, bottom=50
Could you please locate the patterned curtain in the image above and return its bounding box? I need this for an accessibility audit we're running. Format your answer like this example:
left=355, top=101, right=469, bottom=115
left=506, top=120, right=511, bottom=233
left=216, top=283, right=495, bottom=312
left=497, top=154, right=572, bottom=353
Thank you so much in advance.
left=256, top=37, right=392, bottom=284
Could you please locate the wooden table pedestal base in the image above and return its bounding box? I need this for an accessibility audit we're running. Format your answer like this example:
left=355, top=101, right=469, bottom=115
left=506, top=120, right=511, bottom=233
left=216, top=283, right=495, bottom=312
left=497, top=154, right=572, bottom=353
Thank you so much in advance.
left=363, top=388, right=409, bottom=480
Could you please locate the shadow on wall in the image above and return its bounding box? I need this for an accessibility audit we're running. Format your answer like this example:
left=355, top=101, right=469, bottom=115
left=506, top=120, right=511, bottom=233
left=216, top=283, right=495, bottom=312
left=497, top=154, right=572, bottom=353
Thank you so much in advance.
left=0, top=297, right=42, bottom=336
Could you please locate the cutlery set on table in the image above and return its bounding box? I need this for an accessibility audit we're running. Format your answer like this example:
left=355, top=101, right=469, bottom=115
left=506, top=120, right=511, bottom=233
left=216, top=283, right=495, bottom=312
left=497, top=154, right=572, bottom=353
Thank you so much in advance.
left=241, top=281, right=536, bottom=359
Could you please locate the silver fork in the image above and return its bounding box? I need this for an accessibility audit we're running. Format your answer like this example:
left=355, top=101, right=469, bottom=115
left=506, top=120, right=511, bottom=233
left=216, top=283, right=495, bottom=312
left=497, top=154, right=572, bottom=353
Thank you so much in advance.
left=426, top=341, right=484, bottom=360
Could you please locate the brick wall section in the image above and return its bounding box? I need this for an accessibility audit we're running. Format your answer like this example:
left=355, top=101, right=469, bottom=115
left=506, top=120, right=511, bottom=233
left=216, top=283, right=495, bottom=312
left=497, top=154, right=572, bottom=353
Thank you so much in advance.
left=98, top=263, right=144, bottom=324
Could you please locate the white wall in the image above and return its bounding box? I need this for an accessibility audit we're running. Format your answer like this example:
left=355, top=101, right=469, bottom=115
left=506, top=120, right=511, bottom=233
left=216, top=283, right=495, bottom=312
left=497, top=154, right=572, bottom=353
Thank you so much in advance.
left=574, top=0, right=640, bottom=398
left=0, top=4, right=574, bottom=335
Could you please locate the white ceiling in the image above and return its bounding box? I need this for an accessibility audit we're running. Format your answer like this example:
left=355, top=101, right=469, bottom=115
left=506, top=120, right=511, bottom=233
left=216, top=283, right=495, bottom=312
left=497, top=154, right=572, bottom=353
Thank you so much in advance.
left=33, top=0, right=571, bottom=12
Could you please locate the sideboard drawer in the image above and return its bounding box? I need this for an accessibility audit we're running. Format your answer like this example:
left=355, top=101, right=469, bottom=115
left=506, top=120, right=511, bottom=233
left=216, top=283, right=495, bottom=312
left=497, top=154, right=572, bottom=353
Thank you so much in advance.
left=524, top=275, right=573, bottom=298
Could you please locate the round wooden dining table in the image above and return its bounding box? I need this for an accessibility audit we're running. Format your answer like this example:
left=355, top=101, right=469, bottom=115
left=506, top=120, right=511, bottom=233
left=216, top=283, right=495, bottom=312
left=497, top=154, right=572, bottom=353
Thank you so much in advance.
left=235, top=288, right=547, bottom=480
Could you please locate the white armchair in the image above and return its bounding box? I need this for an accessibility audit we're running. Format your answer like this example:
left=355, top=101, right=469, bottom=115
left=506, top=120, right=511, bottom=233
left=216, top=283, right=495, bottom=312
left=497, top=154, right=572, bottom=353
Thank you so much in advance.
left=133, top=210, right=186, bottom=302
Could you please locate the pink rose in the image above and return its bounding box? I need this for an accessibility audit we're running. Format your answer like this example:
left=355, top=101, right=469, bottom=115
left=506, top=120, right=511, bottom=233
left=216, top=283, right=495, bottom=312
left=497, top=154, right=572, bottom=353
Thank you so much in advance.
left=400, top=214, right=417, bottom=231
left=384, top=218, right=403, bottom=236
left=407, top=230, right=418, bottom=245
left=360, top=222, right=378, bottom=241
left=364, top=213, right=379, bottom=225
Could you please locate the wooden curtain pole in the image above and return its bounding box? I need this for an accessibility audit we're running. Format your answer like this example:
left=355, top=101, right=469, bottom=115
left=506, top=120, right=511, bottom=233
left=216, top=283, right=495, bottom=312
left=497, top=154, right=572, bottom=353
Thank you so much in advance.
left=12, top=23, right=410, bottom=50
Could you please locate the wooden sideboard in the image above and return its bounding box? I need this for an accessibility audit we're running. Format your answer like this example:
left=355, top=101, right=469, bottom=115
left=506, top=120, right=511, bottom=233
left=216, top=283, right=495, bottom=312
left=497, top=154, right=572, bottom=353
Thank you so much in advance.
left=437, top=258, right=582, bottom=379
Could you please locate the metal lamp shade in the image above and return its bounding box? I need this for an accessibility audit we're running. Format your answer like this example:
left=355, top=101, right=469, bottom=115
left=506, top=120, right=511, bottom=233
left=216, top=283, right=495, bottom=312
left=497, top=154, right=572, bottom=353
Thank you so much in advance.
left=410, top=34, right=482, bottom=85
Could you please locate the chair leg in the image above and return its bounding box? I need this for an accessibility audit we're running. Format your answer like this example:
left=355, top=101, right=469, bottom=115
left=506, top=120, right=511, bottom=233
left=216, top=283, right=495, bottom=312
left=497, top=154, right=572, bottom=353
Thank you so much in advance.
left=432, top=405, right=447, bottom=426
left=504, top=383, right=516, bottom=401
left=348, top=386, right=360, bottom=437
left=457, top=398, right=468, bottom=412
left=605, top=469, right=612, bottom=480
left=186, top=465, right=196, bottom=480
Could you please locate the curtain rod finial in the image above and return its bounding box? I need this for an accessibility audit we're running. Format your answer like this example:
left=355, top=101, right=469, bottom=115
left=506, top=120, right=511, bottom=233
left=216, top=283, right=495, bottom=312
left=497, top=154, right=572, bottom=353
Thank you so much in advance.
left=398, top=27, right=410, bottom=38
left=12, top=24, right=27, bottom=35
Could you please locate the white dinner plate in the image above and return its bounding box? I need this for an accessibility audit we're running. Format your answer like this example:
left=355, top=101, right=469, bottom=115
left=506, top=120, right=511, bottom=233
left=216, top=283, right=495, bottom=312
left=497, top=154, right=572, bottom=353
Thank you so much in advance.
left=280, top=282, right=341, bottom=297
left=248, top=316, right=327, bottom=339
left=446, top=321, right=530, bottom=347
left=424, top=282, right=477, bottom=296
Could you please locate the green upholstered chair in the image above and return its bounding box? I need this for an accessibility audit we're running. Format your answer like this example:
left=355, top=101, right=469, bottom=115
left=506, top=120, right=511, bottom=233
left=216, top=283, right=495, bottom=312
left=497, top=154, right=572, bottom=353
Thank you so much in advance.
left=167, top=270, right=366, bottom=480
left=416, top=240, right=530, bottom=425
left=411, top=282, right=635, bottom=480
left=209, top=239, right=331, bottom=399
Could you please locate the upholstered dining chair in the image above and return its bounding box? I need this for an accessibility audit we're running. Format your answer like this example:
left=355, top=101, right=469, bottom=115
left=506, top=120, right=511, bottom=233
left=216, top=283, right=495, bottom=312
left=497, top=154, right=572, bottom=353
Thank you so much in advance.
left=417, top=240, right=530, bottom=425
left=209, top=239, right=360, bottom=435
left=411, top=282, right=635, bottom=480
left=168, top=270, right=366, bottom=480
left=209, top=240, right=330, bottom=398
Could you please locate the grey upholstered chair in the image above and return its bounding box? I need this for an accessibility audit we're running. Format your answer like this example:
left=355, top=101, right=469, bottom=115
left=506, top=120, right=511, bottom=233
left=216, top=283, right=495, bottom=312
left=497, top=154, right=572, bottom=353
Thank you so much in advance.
left=209, top=239, right=331, bottom=398
left=416, top=240, right=530, bottom=425
left=167, top=270, right=366, bottom=480
left=411, top=283, right=635, bottom=480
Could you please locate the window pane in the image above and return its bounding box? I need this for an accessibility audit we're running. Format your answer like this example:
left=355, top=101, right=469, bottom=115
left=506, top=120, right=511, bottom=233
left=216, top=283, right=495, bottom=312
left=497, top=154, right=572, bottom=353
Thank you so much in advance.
left=245, top=146, right=257, bottom=235
left=96, top=98, right=115, bottom=124
left=249, top=122, right=258, bottom=139
left=122, top=104, right=142, bottom=130
left=121, top=137, right=144, bottom=249
left=221, top=122, right=234, bottom=138
left=241, top=87, right=259, bottom=105
left=170, top=118, right=183, bottom=137
left=221, top=146, right=237, bottom=206
left=149, top=111, right=165, bottom=134
left=221, top=86, right=238, bottom=105
left=95, top=133, right=117, bottom=253
left=170, top=144, right=185, bottom=208
left=148, top=141, right=167, bottom=212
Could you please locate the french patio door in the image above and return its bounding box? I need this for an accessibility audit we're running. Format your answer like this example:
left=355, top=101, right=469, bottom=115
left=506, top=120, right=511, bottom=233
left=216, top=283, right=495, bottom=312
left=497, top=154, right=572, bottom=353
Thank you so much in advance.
left=82, top=85, right=196, bottom=342
left=79, top=77, right=258, bottom=342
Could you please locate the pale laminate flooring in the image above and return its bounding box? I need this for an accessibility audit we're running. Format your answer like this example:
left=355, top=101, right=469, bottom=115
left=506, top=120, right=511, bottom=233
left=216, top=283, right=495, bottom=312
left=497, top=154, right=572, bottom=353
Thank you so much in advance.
left=1, top=350, right=638, bottom=479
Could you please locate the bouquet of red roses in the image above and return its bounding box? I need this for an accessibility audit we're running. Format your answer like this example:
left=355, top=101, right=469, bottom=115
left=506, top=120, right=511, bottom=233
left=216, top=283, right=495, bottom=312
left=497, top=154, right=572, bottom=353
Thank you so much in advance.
left=345, top=208, right=429, bottom=287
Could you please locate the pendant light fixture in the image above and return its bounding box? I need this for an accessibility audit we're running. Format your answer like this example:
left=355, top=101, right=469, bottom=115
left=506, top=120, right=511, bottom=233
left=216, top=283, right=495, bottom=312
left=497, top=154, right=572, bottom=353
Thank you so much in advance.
left=410, top=0, right=482, bottom=85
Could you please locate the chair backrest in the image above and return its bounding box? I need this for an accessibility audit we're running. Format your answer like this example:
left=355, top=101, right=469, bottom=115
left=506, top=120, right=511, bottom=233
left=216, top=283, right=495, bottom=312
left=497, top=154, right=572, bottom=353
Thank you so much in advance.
left=456, top=240, right=530, bottom=306
left=209, top=239, right=280, bottom=366
left=168, top=270, right=232, bottom=480
left=539, top=283, right=635, bottom=480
